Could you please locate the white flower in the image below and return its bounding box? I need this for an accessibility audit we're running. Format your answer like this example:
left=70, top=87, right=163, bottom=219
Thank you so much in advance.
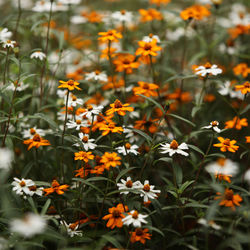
left=0, top=28, right=12, bottom=42
left=0, top=148, right=14, bottom=170
left=80, top=105, right=103, bottom=119
left=11, top=177, right=35, bottom=196
left=85, top=71, right=108, bottom=82
left=66, top=119, right=89, bottom=130
left=202, top=121, right=221, bottom=133
left=122, top=210, right=148, bottom=228
left=58, top=0, right=81, bottom=4
left=137, top=180, right=161, bottom=202
left=60, top=221, right=82, bottom=237
left=28, top=185, right=44, bottom=197
left=30, top=51, right=46, bottom=60
left=74, top=133, right=97, bottom=151
left=198, top=218, right=221, bottom=230
left=142, top=34, right=160, bottom=43
left=32, top=0, right=68, bottom=12
left=159, top=139, right=189, bottom=157
left=67, top=94, right=84, bottom=107
left=117, top=177, right=141, bottom=195
left=123, top=126, right=140, bottom=143
left=6, top=81, right=29, bottom=92
left=10, top=213, right=47, bottom=238
left=71, top=15, right=87, bottom=24
left=57, top=89, right=68, bottom=99
left=205, top=158, right=239, bottom=177
left=229, top=4, right=250, bottom=26
left=244, top=169, right=250, bottom=185
left=218, top=81, right=244, bottom=100
left=195, top=63, right=222, bottom=77
left=22, top=127, right=46, bottom=139
left=116, top=143, right=139, bottom=156
left=2, top=40, right=16, bottom=48
left=111, top=10, right=133, bottom=23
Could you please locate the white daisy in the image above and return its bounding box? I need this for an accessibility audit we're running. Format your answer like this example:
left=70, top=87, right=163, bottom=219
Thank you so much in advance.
left=122, top=210, right=148, bottom=228
left=6, top=81, right=29, bottom=92
left=159, top=140, right=189, bottom=157
left=71, top=15, right=87, bottom=24
left=218, top=81, right=244, bottom=100
left=57, top=89, right=68, bottom=99
left=202, top=121, right=221, bottom=133
left=123, top=126, right=140, bottom=143
left=116, top=143, right=139, bottom=156
left=117, top=177, right=141, bottom=195
left=85, top=71, right=108, bottom=82
left=58, top=0, right=81, bottom=5
left=111, top=10, right=133, bottom=23
left=60, top=221, right=82, bottom=237
left=195, top=63, right=222, bottom=77
left=11, top=178, right=35, bottom=196
left=0, top=148, right=14, bottom=170
left=2, top=40, right=16, bottom=48
left=142, top=34, right=160, bottom=43
left=205, top=158, right=239, bottom=176
left=22, top=127, right=46, bottom=139
left=66, top=119, right=89, bottom=130
left=30, top=51, right=46, bottom=61
left=74, top=133, right=97, bottom=151
left=80, top=105, right=103, bottom=120
left=198, top=218, right=221, bottom=230
left=244, top=169, right=250, bottom=185
left=137, top=180, right=161, bottom=202
left=10, top=213, right=47, bottom=238
left=67, top=94, right=84, bottom=107
left=0, top=28, right=12, bottom=42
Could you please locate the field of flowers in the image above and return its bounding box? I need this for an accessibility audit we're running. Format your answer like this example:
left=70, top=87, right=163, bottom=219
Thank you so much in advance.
left=0, top=0, right=249, bottom=249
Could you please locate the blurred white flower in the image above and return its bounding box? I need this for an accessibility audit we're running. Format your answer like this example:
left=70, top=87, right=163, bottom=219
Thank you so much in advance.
left=195, top=64, right=222, bottom=77
left=244, top=169, right=250, bottom=185
left=2, top=40, right=16, bottom=48
left=80, top=105, right=103, bottom=119
left=71, top=15, right=87, bottom=24
left=137, top=180, right=161, bottom=202
left=116, top=143, right=139, bottom=156
left=22, top=127, right=46, bottom=139
left=58, top=0, right=81, bottom=4
left=160, top=139, right=189, bottom=157
left=117, top=177, right=141, bottom=195
left=57, top=89, right=68, bottom=99
left=142, top=34, right=160, bottom=43
left=6, top=81, right=29, bottom=92
left=30, top=51, right=46, bottom=60
left=32, top=0, right=68, bottom=12
left=229, top=3, right=250, bottom=26
left=198, top=218, right=221, bottom=230
left=202, top=121, right=221, bottom=133
left=66, top=119, right=89, bottom=130
left=205, top=158, right=239, bottom=176
left=85, top=71, right=108, bottom=82
left=111, top=10, right=133, bottom=23
left=67, top=94, right=84, bottom=107
left=0, top=148, right=14, bottom=170
left=10, top=213, right=47, bottom=238
left=122, top=210, right=148, bottom=228
left=218, top=81, right=244, bottom=100
left=0, top=28, right=12, bottom=42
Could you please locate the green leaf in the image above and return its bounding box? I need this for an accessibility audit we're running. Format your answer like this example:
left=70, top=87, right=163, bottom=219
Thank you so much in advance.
left=179, top=181, right=195, bottom=194
left=188, top=144, right=204, bottom=156
left=27, top=197, right=38, bottom=213
left=168, top=113, right=196, bottom=127
left=240, top=104, right=250, bottom=115
left=138, top=94, right=165, bottom=114
left=154, top=157, right=173, bottom=165
left=29, top=113, right=58, bottom=129
left=41, top=199, right=51, bottom=215
left=131, top=128, right=152, bottom=142
left=115, top=167, right=138, bottom=183
left=101, top=234, right=123, bottom=249
left=147, top=225, right=165, bottom=237
left=72, top=178, right=104, bottom=195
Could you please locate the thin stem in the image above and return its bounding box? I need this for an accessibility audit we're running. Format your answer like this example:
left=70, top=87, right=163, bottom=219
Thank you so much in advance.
left=13, top=0, right=22, bottom=40
left=61, top=90, right=70, bottom=145
left=39, top=0, right=53, bottom=107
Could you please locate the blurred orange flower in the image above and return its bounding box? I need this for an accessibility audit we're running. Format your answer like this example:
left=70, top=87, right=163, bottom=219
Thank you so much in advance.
left=235, top=81, right=250, bottom=94
left=233, top=63, right=250, bottom=78
left=113, top=53, right=140, bottom=74
left=98, top=30, right=122, bottom=43
left=133, top=81, right=159, bottom=97
left=225, top=117, right=248, bottom=130
left=139, top=8, right=163, bottom=22
left=43, top=180, right=69, bottom=196
left=180, top=5, right=211, bottom=21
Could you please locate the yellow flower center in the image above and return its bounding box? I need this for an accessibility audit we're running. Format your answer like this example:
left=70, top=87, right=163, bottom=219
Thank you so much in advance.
left=170, top=140, right=179, bottom=149
left=30, top=128, right=36, bottom=135
left=225, top=190, right=234, bottom=200
left=223, top=139, right=231, bottom=146
left=87, top=105, right=93, bottom=111
left=82, top=136, right=89, bottom=143
left=33, top=134, right=41, bottom=142
left=19, top=181, right=26, bottom=187
left=125, top=143, right=131, bottom=149
left=114, top=99, right=123, bottom=108
left=211, top=121, right=218, bottom=127
left=143, top=184, right=150, bottom=192
left=76, top=120, right=82, bottom=125
left=135, top=228, right=143, bottom=236
left=144, top=44, right=152, bottom=51
left=72, top=95, right=77, bottom=101
left=68, top=80, right=74, bottom=86
left=120, top=10, right=126, bottom=15
left=217, top=158, right=226, bottom=166
left=126, top=180, right=133, bottom=188
left=132, top=211, right=139, bottom=219
left=112, top=209, right=121, bottom=218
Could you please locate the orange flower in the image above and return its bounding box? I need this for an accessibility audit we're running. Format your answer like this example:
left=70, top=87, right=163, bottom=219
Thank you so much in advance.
left=75, top=164, right=92, bottom=178
left=66, top=69, right=84, bottom=81
left=100, top=47, right=117, bottom=60
left=99, top=121, right=124, bottom=136
left=149, top=0, right=170, bottom=6
left=228, top=24, right=250, bottom=40
left=233, top=63, right=250, bottom=78
left=180, top=5, right=211, bottom=21
left=215, top=188, right=242, bottom=211
left=98, top=29, right=122, bottom=43
left=213, top=137, right=239, bottom=153
left=235, top=81, right=250, bottom=94
left=100, top=152, right=121, bottom=170
left=102, top=203, right=128, bottom=229
left=58, top=79, right=81, bottom=91
left=82, top=11, right=103, bottom=23
left=106, top=99, right=134, bottom=116
left=224, top=117, right=248, bottom=130
left=113, top=53, right=140, bottom=74
left=43, top=180, right=69, bottom=196
left=23, top=134, right=50, bottom=150
left=215, top=173, right=232, bottom=183
left=134, top=116, right=158, bottom=134
left=139, top=8, right=163, bottom=22
left=102, top=76, right=124, bottom=90
left=246, top=136, right=250, bottom=143
left=135, top=39, right=162, bottom=58
left=74, top=151, right=94, bottom=162
left=130, top=228, right=152, bottom=244
left=133, top=81, right=159, bottom=97
left=167, top=88, right=192, bottom=103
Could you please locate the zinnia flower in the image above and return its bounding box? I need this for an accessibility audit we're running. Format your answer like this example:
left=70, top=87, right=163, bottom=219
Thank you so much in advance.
left=58, top=79, right=81, bottom=91
left=100, top=152, right=121, bottom=170
left=43, top=180, right=69, bottom=196
left=235, top=81, right=250, bottom=94
left=159, top=139, right=189, bottom=157
left=130, top=228, right=152, bottom=244
left=23, top=134, right=50, bottom=150
left=213, top=137, right=239, bottom=152
left=106, top=99, right=134, bottom=116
